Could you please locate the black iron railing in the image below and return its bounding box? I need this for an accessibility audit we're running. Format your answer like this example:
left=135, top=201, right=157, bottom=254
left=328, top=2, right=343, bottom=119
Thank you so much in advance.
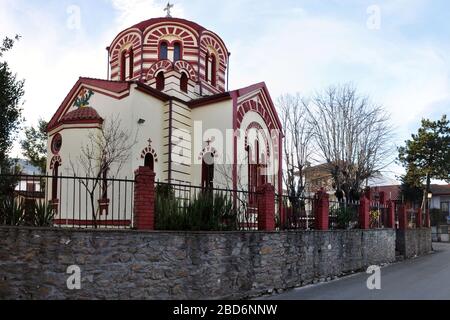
left=154, top=181, right=260, bottom=231
left=0, top=174, right=135, bottom=229
left=276, top=194, right=316, bottom=230
left=329, top=200, right=360, bottom=230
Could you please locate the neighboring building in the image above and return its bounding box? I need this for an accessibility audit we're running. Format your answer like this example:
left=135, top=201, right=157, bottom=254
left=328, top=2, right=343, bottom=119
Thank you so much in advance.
left=430, top=185, right=450, bottom=215
left=303, top=163, right=335, bottom=197
left=14, top=159, right=44, bottom=202
left=45, top=15, right=283, bottom=222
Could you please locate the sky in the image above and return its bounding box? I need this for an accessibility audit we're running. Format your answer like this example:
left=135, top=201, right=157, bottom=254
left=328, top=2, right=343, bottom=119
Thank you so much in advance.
left=1, top=0, right=449, bottom=181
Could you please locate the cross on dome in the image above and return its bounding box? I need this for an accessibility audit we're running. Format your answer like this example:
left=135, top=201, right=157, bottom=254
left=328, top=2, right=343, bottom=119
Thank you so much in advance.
left=164, top=2, right=174, bottom=18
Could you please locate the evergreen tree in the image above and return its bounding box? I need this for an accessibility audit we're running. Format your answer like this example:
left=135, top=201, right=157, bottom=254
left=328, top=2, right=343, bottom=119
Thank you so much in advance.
left=21, top=119, right=48, bottom=174
left=398, top=115, right=450, bottom=208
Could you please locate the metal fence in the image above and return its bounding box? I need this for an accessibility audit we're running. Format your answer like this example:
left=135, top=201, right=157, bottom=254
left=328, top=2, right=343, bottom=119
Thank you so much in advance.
left=154, top=181, right=261, bottom=231
left=0, top=174, right=135, bottom=229
left=329, top=200, right=360, bottom=230
left=370, top=201, right=388, bottom=229
left=276, top=194, right=316, bottom=230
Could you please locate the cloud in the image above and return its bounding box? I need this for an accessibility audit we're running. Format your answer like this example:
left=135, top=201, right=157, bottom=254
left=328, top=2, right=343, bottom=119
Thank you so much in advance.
left=109, top=0, right=185, bottom=30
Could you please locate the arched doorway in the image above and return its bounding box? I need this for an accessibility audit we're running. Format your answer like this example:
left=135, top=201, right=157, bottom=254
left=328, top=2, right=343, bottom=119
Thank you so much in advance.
left=201, top=152, right=215, bottom=190
left=144, top=153, right=155, bottom=171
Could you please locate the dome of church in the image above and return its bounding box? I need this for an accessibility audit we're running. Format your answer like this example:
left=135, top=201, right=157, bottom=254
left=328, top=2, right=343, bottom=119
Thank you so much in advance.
left=61, top=107, right=103, bottom=124
left=108, top=16, right=230, bottom=97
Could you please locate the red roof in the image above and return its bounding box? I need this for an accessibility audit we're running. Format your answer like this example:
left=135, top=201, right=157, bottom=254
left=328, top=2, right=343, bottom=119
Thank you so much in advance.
left=61, top=107, right=103, bottom=124
left=131, top=17, right=206, bottom=34
left=47, top=77, right=130, bottom=132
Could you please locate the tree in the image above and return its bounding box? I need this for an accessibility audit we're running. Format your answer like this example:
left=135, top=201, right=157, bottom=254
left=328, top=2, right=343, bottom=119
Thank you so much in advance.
left=277, top=93, right=314, bottom=228
left=398, top=115, right=450, bottom=210
left=307, top=84, right=394, bottom=202
left=0, top=35, right=24, bottom=201
left=70, top=116, right=137, bottom=228
left=277, top=93, right=313, bottom=198
left=0, top=35, right=24, bottom=172
left=21, top=119, right=48, bottom=174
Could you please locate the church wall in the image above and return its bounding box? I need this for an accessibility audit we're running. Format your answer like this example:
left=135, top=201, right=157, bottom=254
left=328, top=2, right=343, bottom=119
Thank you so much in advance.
left=128, top=89, right=167, bottom=182
left=168, top=100, right=193, bottom=184
left=190, top=100, right=233, bottom=188
left=237, top=111, right=278, bottom=193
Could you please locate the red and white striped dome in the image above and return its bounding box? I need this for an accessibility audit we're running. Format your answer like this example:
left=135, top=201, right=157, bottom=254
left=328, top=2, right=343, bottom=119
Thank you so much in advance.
left=108, top=17, right=229, bottom=95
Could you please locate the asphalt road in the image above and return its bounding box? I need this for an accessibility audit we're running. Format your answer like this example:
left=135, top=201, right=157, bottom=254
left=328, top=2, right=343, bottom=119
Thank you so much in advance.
left=262, top=243, right=450, bottom=300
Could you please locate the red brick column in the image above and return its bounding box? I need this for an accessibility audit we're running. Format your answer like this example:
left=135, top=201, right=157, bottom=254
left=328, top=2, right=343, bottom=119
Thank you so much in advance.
left=387, top=200, right=396, bottom=229
left=133, top=166, right=155, bottom=230
left=359, top=195, right=370, bottom=230
left=257, top=184, right=275, bottom=231
left=398, top=205, right=408, bottom=230
left=416, top=208, right=423, bottom=228
left=315, top=190, right=329, bottom=230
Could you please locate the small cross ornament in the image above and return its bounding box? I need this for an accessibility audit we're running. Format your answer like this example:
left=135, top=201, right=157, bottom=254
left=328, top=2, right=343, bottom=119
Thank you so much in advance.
left=164, top=2, right=174, bottom=17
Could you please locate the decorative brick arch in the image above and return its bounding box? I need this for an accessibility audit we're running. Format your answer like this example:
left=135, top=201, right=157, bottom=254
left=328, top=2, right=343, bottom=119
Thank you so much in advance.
left=200, top=35, right=227, bottom=67
left=245, top=122, right=271, bottom=158
left=237, top=100, right=277, bottom=132
left=50, top=155, right=62, bottom=170
left=144, top=24, right=198, bottom=47
left=140, top=148, right=158, bottom=162
left=146, top=60, right=173, bottom=81
left=140, top=140, right=159, bottom=163
left=198, top=146, right=219, bottom=161
left=110, top=32, right=141, bottom=63
left=174, top=60, right=197, bottom=82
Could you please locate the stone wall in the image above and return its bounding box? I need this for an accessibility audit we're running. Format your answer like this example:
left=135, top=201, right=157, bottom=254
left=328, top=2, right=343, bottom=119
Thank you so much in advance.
left=396, top=228, right=433, bottom=259
left=0, top=227, right=396, bottom=300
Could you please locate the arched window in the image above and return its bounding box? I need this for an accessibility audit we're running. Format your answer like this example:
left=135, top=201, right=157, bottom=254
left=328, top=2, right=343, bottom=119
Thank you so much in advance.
left=52, top=162, right=60, bottom=201
left=248, top=142, right=259, bottom=207
left=159, top=42, right=168, bottom=60
left=201, top=153, right=215, bottom=190
left=128, top=47, right=134, bottom=80
left=180, top=72, right=188, bottom=93
left=205, top=53, right=209, bottom=82
left=211, top=54, right=217, bottom=87
left=144, top=153, right=155, bottom=171
left=120, top=50, right=127, bottom=81
left=156, top=72, right=165, bottom=91
left=174, top=42, right=182, bottom=62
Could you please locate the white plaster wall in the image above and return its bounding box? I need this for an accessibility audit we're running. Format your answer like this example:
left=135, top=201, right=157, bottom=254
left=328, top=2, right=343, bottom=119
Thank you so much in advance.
left=190, top=100, right=233, bottom=188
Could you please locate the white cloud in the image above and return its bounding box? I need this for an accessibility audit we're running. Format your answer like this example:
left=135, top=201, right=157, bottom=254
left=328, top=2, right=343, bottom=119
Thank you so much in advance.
left=109, top=0, right=185, bottom=31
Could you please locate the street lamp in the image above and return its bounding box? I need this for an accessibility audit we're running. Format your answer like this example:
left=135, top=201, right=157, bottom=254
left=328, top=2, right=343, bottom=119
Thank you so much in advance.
left=427, top=192, right=433, bottom=228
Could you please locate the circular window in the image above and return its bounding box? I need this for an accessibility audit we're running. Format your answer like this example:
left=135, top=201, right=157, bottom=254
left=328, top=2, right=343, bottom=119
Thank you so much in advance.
left=51, top=134, right=62, bottom=154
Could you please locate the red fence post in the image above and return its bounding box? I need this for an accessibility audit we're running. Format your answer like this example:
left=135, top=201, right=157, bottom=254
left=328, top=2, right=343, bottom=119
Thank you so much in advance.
left=315, top=190, right=329, bottom=230
left=133, top=166, right=155, bottom=231
left=398, top=205, right=408, bottom=230
left=257, top=183, right=275, bottom=231
left=387, top=200, right=395, bottom=229
left=359, top=195, right=370, bottom=230
left=416, top=208, right=423, bottom=228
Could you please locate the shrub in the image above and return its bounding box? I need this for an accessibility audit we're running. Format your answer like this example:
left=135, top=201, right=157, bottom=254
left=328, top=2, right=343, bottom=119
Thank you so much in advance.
left=0, top=196, right=25, bottom=226
left=33, top=200, right=55, bottom=227
left=331, top=204, right=357, bottom=229
left=154, top=186, right=238, bottom=231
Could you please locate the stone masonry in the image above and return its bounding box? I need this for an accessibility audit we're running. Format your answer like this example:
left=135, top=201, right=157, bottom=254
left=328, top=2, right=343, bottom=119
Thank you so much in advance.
left=0, top=227, right=397, bottom=300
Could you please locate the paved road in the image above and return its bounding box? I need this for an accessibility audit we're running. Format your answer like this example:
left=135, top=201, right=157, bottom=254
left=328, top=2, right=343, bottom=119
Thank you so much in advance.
left=262, top=243, right=450, bottom=300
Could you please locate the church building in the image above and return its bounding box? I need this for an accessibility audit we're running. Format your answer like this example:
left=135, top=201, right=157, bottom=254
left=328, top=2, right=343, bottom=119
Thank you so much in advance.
left=46, top=12, right=283, bottom=218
